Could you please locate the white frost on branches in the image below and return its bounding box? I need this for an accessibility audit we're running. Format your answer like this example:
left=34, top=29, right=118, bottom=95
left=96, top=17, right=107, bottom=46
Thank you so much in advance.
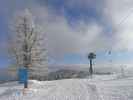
left=8, top=9, right=48, bottom=77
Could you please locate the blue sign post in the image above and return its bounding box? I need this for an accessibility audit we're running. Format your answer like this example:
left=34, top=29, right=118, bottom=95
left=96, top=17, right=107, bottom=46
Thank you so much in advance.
left=18, top=68, right=28, bottom=88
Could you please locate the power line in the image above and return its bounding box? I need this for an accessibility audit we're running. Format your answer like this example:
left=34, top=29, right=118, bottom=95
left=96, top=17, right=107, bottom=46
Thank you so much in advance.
left=104, top=7, right=133, bottom=51
left=117, top=8, right=133, bottom=28
left=104, top=7, right=133, bottom=63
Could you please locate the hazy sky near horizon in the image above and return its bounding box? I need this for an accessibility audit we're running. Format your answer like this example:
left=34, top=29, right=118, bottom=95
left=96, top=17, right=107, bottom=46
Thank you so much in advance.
left=0, top=0, right=133, bottom=68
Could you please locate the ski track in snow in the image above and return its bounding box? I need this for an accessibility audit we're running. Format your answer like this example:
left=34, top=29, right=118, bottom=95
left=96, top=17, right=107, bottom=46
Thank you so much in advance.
left=0, top=76, right=133, bottom=100
left=0, top=79, right=100, bottom=100
left=89, top=76, right=133, bottom=100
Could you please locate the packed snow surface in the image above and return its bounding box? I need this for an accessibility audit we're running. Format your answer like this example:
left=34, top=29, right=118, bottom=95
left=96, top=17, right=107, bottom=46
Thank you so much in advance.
left=0, top=79, right=100, bottom=100
left=0, top=75, right=133, bottom=100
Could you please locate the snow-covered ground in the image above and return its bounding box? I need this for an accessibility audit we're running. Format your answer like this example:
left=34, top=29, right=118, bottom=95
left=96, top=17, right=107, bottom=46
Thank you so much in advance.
left=88, top=75, right=133, bottom=100
left=0, top=75, right=133, bottom=100
left=0, top=79, right=100, bottom=100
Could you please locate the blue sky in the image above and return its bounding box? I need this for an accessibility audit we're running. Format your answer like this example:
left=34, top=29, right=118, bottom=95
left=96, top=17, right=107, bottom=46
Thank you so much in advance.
left=0, top=0, right=133, bottom=68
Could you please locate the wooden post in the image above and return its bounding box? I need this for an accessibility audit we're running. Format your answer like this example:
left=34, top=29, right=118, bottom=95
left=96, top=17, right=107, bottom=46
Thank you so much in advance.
left=89, top=59, right=93, bottom=75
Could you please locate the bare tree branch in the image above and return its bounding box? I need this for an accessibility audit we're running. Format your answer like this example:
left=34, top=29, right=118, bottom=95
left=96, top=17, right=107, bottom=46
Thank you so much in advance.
left=8, top=9, right=48, bottom=78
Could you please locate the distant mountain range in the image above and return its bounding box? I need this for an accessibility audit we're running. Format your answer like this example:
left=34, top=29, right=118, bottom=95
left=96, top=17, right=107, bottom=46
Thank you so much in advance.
left=1, top=64, right=133, bottom=81
left=0, top=68, right=17, bottom=82
left=48, top=69, right=89, bottom=80
left=31, top=67, right=116, bottom=81
left=48, top=64, right=120, bottom=73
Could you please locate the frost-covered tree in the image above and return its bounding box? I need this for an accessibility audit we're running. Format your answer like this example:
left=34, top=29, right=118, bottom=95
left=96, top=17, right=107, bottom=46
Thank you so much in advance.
left=8, top=9, right=48, bottom=79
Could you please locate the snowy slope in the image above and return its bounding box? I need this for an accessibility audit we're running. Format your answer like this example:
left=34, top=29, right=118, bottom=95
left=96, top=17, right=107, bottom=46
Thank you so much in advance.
left=1, top=76, right=133, bottom=100
left=87, top=75, right=133, bottom=100
left=0, top=79, right=100, bottom=100
left=96, top=79, right=133, bottom=100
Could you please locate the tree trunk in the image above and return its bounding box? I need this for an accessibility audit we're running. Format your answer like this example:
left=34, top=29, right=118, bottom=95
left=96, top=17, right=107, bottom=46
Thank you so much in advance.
left=24, top=81, right=28, bottom=88
left=23, top=43, right=29, bottom=88
left=89, top=59, right=93, bottom=75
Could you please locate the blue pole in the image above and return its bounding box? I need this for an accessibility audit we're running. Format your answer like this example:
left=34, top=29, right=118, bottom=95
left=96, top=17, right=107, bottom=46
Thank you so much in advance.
left=18, top=68, right=28, bottom=88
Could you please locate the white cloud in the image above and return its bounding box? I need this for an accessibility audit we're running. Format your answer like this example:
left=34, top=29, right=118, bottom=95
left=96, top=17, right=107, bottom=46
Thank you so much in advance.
left=28, top=5, right=112, bottom=59
left=103, top=0, right=133, bottom=51
left=11, top=0, right=133, bottom=61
